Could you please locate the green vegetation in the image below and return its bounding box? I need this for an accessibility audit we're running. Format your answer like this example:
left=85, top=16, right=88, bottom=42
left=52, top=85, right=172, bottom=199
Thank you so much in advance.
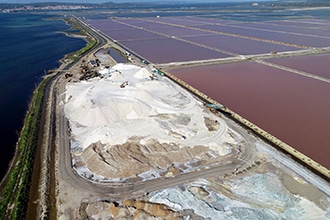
left=0, top=76, right=52, bottom=219
left=70, top=39, right=97, bottom=61
left=64, top=17, right=100, bottom=62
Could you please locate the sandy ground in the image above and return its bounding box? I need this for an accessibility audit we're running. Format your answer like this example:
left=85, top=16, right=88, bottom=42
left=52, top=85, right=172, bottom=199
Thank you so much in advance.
left=54, top=49, right=329, bottom=219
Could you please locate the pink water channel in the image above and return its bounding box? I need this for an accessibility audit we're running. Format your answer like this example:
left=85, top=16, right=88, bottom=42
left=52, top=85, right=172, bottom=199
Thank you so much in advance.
left=87, top=17, right=330, bottom=169
left=171, top=61, right=330, bottom=169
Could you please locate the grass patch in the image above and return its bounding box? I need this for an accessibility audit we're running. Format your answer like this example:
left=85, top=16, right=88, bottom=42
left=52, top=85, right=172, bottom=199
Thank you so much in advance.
left=0, top=76, right=51, bottom=219
left=70, top=39, right=97, bottom=61
left=63, top=17, right=100, bottom=62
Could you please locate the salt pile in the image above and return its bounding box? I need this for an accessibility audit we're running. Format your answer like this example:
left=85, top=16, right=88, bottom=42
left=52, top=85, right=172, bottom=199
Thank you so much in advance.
left=63, top=63, right=241, bottom=180
left=64, top=63, right=232, bottom=151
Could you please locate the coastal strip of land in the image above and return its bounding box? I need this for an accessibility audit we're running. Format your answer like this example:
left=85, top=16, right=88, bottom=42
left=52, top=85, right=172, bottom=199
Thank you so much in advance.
left=0, top=15, right=103, bottom=219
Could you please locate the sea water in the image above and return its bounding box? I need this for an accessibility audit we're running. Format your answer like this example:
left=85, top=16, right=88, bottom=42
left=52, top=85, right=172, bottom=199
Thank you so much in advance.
left=0, top=13, right=86, bottom=179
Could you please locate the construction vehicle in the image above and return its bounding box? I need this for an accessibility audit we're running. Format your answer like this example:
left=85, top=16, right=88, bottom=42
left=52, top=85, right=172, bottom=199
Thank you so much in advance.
left=157, top=69, right=164, bottom=76
left=205, top=103, right=231, bottom=116
left=120, top=81, right=128, bottom=88
left=205, top=103, right=225, bottom=110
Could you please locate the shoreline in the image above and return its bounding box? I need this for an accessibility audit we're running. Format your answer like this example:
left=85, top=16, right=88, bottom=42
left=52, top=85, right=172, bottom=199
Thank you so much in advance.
left=0, top=15, right=93, bottom=218
left=0, top=68, right=58, bottom=188
left=0, top=35, right=80, bottom=185
left=0, top=74, right=53, bottom=218
left=0, top=15, right=87, bottom=184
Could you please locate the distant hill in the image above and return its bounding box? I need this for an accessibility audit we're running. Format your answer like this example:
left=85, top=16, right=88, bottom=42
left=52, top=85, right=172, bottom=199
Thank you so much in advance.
left=1, top=0, right=330, bottom=12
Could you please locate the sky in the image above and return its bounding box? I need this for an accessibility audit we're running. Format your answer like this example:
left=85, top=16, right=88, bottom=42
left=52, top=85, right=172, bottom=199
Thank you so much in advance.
left=0, top=0, right=266, bottom=3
